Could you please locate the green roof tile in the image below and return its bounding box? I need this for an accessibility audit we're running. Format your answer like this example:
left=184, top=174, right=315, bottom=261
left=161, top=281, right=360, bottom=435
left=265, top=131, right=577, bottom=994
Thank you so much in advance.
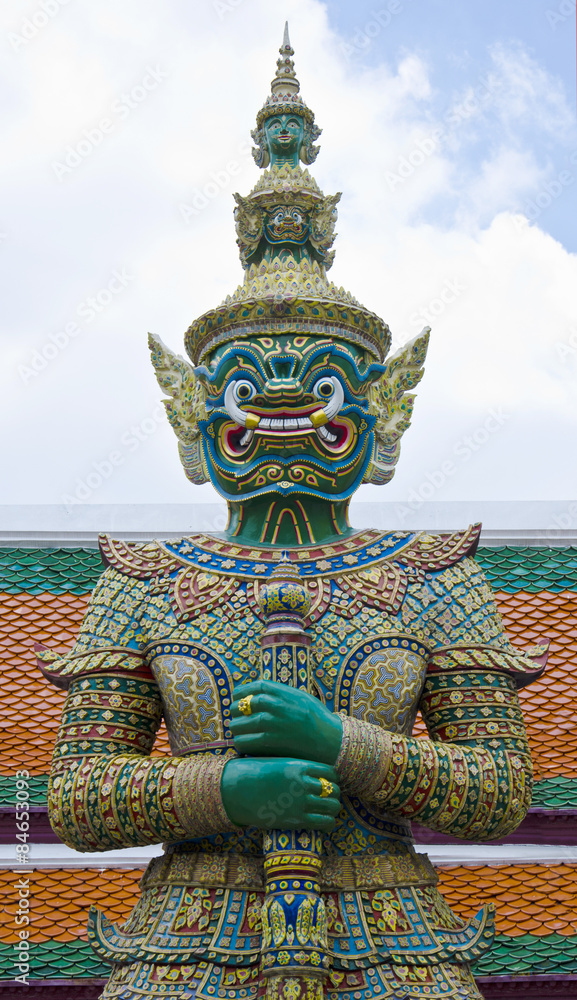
left=476, top=547, right=577, bottom=593
left=0, top=939, right=109, bottom=978
left=1, top=933, right=574, bottom=981
left=474, top=933, right=577, bottom=976
left=531, top=776, right=577, bottom=809
left=0, top=775, right=48, bottom=806
left=0, top=546, right=575, bottom=596
left=0, top=549, right=103, bottom=595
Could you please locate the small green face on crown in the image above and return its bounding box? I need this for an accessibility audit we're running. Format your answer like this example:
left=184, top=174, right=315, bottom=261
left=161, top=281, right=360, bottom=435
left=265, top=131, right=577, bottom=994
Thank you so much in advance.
left=263, top=113, right=305, bottom=167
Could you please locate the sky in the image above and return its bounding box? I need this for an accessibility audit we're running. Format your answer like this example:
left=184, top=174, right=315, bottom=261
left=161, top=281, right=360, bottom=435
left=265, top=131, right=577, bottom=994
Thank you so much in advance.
left=1, top=0, right=576, bottom=515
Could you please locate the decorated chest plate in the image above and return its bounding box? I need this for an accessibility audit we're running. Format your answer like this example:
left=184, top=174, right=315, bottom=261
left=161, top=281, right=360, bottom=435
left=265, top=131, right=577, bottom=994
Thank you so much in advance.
left=97, top=525, right=481, bottom=752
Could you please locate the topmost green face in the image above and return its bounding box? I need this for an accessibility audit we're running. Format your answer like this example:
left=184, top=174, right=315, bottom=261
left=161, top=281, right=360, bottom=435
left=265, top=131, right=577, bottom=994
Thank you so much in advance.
left=263, top=113, right=305, bottom=167
left=194, top=334, right=384, bottom=502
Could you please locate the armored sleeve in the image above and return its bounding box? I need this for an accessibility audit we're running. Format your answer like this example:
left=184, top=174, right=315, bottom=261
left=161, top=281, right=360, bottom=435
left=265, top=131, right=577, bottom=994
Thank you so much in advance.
left=40, top=565, right=236, bottom=852
left=336, top=555, right=546, bottom=841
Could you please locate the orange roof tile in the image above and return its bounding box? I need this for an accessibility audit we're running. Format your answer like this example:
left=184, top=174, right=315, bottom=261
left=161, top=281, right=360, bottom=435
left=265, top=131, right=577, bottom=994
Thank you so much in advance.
left=412, top=590, right=577, bottom=780
left=495, top=590, right=577, bottom=780
left=1, top=864, right=575, bottom=945
left=0, top=867, right=142, bottom=943
left=437, top=863, right=577, bottom=937
left=0, top=592, right=170, bottom=774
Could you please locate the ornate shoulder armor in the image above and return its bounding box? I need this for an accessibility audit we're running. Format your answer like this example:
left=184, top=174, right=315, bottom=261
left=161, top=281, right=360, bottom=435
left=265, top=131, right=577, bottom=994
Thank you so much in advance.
left=36, top=558, right=156, bottom=689
left=99, top=534, right=183, bottom=580
left=427, top=642, right=548, bottom=690
left=36, top=643, right=153, bottom=690
left=325, top=524, right=482, bottom=618
left=395, top=522, right=481, bottom=572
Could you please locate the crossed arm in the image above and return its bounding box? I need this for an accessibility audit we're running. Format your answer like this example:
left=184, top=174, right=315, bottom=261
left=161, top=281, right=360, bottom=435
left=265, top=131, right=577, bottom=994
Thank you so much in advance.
left=227, top=661, right=533, bottom=842
left=47, top=669, right=341, bottom=852
left=49, top=654, right=533, bottom=852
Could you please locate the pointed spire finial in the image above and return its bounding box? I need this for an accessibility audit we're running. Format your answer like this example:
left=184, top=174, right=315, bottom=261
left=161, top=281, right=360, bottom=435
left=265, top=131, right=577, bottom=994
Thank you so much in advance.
left=271, top=20, right=300, bottom=96
left=251, top=25, right=321, bottom=168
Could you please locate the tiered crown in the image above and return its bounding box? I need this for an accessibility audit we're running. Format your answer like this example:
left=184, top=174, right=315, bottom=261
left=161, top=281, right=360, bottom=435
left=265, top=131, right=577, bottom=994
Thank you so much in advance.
left=185, top=24, right=391, bottom=365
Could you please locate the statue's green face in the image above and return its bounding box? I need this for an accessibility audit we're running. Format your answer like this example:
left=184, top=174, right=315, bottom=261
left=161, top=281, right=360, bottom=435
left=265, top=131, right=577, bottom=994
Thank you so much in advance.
left=264, top=113, right=305, bottom=163
left=194, top=335, right=384, bottom=501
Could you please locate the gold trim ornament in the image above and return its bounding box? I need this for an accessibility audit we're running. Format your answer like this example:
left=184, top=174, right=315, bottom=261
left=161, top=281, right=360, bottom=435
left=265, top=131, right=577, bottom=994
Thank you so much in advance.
left=318, top=778, right=333, bottom=798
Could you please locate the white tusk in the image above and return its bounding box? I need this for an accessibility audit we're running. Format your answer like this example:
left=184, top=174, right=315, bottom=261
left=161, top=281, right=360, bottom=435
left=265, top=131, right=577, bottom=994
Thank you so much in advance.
left=311, top=379, right=345, bottom=427
left=322, top=379, right=344, bottom=420
left=224, top=383, right=248, bottom=426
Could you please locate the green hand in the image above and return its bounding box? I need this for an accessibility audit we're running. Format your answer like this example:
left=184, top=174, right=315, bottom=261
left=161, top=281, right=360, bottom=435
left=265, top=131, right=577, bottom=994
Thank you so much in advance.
left=230, top=679, right=343, bottom=765
left=221, top=757, right=341, bottom=831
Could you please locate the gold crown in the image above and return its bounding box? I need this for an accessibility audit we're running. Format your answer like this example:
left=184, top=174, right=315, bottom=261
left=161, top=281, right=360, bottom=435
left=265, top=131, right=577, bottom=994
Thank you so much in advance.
left=185, top=255, right=391, bottom=364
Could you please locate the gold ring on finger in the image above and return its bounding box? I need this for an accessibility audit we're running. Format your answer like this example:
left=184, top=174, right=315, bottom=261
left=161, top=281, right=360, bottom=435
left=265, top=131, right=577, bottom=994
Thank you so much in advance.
left=238, top=695, right=253, bottom=717
left=319, top=778, right=333, bottom=798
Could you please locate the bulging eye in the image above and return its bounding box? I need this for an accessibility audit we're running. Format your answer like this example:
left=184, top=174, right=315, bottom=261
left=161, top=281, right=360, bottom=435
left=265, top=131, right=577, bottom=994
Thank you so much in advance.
left=232, top=380, right=256, bottom=403
left=313, top=377, right=337, bottom=401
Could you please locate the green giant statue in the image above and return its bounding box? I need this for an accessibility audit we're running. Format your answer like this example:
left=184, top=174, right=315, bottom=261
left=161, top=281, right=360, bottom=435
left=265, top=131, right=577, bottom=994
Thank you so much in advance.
left=38, top=24, right=545, bottom=1000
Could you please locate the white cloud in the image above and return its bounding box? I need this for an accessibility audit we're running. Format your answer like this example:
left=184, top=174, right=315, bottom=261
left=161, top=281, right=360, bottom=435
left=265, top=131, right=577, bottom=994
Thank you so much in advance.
left=454, top=146, right=546, bottom=228
left=487, top=42, right=576, bottom=141
left=0, top=0, right=576, bottom=508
